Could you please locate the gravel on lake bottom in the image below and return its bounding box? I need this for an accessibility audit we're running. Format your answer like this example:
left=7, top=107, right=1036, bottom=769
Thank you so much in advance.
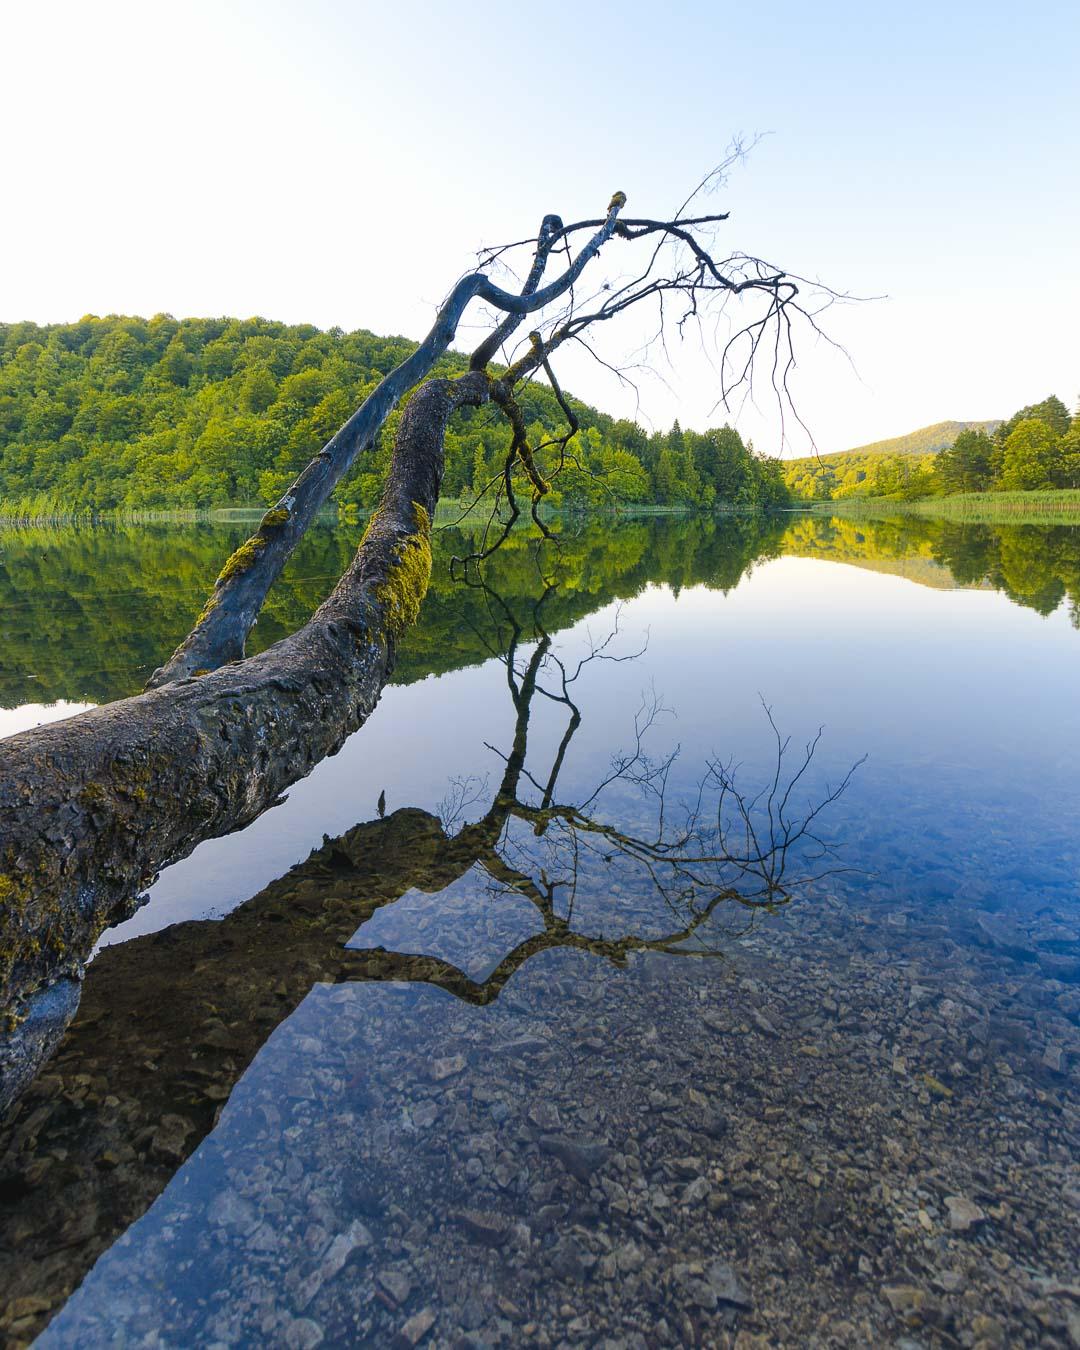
left=2, top=875, right=1077, bottom=1349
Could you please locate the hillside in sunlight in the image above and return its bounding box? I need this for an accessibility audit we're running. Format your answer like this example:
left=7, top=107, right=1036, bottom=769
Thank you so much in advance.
left=784, top=419, right=1001, bottom=500
left=822, top=419, right=1001, bottom=462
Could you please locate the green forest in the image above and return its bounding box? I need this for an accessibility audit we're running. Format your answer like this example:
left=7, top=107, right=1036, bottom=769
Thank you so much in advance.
left=785, top=396, right=1080, bottom=502
left=0, top=315, right=790, bottom=516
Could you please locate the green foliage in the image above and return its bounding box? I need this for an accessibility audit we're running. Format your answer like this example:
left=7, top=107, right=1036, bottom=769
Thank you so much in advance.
left=785, top=396, right=1080, bottom=504
left=823, top=490, right=1080, bottom=524
left=0, top=316, right=791, bottom=516
left=783, top=449, right=938, bottom=502
left=999, top=418, right=1062, bottom=490
left=788, top=419, right=1000, bottom=483
left=934, top=429, right=995, bottom=493
left=995, top=394, right=1071, bottom=443
left=785, top=513, right=1080, bottom=622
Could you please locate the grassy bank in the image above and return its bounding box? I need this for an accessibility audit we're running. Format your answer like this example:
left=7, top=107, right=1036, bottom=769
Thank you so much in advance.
left=0, top=496, right=273, bottom=527
left=0, top=497, right=780, bottom=529
left=813, top=489, right=1080, bottom=524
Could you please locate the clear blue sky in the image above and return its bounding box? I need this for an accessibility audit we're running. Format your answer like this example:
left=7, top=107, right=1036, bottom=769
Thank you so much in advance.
left=3, top=0, right=1077, bottom=452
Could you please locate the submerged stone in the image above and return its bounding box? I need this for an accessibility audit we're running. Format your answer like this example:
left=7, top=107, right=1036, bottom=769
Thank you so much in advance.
left=538, top=1134, right=611, bottom=1182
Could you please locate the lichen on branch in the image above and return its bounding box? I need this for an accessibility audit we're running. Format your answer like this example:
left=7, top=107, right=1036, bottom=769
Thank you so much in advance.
left=371, top=502, right=433, bottom=640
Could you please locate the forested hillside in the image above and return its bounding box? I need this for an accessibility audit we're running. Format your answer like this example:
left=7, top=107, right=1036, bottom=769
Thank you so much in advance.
left=0, top=315, right=789, bottom=515
left=834, top=420, right=998, bottom=460
left=785, top=397, right=1079, bottom=502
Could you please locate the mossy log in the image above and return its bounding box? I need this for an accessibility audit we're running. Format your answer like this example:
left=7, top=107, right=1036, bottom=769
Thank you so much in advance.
left=0, top=371, right=488, bottom=1117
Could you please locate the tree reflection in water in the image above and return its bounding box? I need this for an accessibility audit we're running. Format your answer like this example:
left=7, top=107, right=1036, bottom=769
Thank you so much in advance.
left=0, top=583, right=859, bottom=1343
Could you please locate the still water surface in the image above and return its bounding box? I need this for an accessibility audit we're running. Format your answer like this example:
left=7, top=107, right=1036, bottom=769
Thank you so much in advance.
left=1, top=513, right=1078, bottom=1346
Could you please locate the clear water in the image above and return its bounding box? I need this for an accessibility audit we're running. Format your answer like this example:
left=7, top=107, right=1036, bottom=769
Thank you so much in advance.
left=1, top=513, right=1078, bottom=1347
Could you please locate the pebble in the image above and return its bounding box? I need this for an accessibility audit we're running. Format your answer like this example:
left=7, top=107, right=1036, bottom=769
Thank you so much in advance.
left=377, top=1270, right=412, bottom=1305
left=431, top=1055, right=466, bottom=1081
left=398, top=1308, right=435, bottom=1345
left=538, top=1135, right=611, bottom=1183
left=454, top=1209, right=510, bottom=1248
left=706, top=1260, right=752, bottom=1310
left=945, top=1194, right=986, bottom=1232
left=283, top=1317, right=324, bottom=1348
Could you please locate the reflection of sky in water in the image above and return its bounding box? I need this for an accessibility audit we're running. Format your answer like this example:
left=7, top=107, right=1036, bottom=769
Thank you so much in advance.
left=0, top=699, right=93, bottom=739
left=346, top=870, right=546, bottom=981
left=98, top=552, right=1080, bottom=943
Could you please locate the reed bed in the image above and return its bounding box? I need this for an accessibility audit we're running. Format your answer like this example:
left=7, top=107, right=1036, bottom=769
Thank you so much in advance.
left=817, top=490, right=1080, bottom=524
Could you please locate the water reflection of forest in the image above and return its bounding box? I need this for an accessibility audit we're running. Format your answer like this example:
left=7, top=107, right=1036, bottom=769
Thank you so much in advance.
left=1, top=513, right=1078, bottom=708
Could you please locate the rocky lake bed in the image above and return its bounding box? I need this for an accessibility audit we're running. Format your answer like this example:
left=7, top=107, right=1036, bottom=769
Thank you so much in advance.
left=3, top=879, right=1077, bottom=1349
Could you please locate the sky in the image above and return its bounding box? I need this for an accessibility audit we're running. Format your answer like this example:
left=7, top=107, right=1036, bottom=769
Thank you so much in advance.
left=2, top=0, right=1078, bottom=455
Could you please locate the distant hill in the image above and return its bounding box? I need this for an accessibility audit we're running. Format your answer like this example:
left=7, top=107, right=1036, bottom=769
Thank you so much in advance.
left=803, top=419, right=1001, bottom=465
left=783, top=419, right=1000, bottom=501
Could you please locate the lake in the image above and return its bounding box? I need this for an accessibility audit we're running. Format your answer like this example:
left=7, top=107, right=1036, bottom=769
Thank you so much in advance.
left=1, top=511, right=1078, bottom=1347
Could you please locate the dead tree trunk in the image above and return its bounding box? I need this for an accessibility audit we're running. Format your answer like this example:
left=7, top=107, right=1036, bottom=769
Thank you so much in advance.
left=147, top=208, right=613, bottom=686
left=1, top=173, right=834, bottom=1114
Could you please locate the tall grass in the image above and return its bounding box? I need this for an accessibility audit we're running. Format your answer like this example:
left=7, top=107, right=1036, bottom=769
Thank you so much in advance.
left=818, top=489, right=1080, bottom=525
left=0, top=492, right=92, bottom=525
left=0, top=497, right=274, bottom=528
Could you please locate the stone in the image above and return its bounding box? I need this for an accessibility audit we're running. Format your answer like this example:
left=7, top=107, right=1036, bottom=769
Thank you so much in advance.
left=6, top=1296, right=52, bottom=1318
left=945, top=1194, right=986, bottom=1232
left=378, top=1270, right=413, bottom=1305
left=681, top=1176, right=710, bottom=1205
left=1042, top=1043, right=1066, bottom=1074
left=321, top=1220, right=371, bottom=1280
left=150, top=1113, right=194, bottom=1163
left=615, top=1242, right=645, bottom=1274
left=398, top=1308, right=436, bottom=1345
left=751, top=1008, right=781, bottom=1037
left=283, top=1318, right=324, bottom=1349
left=431, top=1054, right=466, bottom=1081
left=882, top=1285, right=942, bottom=1325
left=550, top=1236, right=593, bottom=1281
left=412, top=1101, right=438, bottom=1128
left=706, top=1260, right=752, bottom=1309
left=970, top=1314, right=1005, bottom=1347
left=528, top=1100, right=563, bottom=1130
left=455, top=1209, right=511, bottom=1248
left=1040, top=1281, right=1080, bottom=1302
left=538, top=1134, right=611, bottom=1183
left=207, top=1188, right=256, bottom=1231
left=459, top=1295, right=486, bottom=1330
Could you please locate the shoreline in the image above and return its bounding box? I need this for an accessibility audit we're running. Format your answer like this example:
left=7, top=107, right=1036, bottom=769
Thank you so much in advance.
left=807, top=490, right=1080, bottom=525
left=0, top=502, right=794, bottom=530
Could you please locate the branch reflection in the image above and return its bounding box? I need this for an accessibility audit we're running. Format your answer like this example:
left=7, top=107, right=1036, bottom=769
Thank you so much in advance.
left=0, top=582, right=858, bottom=1343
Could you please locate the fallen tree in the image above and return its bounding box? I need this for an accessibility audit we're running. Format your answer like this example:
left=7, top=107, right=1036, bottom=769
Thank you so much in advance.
left=0, top=170, right=837, bottom=1114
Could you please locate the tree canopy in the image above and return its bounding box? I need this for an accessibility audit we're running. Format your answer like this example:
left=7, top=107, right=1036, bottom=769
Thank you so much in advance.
left=784, top=393, right=1080, bottom=502
left=0, top=316, right=789, bottom=516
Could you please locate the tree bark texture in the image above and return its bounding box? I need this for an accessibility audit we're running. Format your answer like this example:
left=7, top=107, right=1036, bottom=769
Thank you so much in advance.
left=0, top=371, right=488, bottom=1117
